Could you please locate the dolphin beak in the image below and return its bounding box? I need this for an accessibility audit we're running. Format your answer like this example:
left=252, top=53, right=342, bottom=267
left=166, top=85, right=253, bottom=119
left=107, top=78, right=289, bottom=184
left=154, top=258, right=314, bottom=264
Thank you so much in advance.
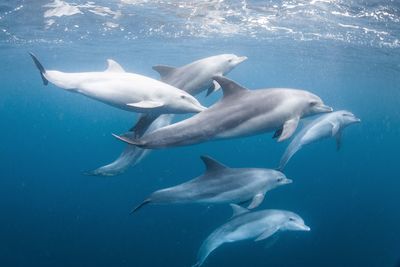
left=316, top=104, right=333, bottom=113
left=284, top=178, right=293, bottom=184
left=194, top=104, right=207, bottom=112
left=355, top=118, right=361, bottom=123
left=302, top=224, right=311, bottom=231
left=236, top=56, right=248, bottom=64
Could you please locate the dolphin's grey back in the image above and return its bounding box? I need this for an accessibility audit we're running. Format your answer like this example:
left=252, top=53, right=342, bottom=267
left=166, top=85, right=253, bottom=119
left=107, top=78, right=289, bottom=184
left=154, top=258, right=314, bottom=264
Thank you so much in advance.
left=139, top=89, right=287, bottom=148
left=150, top=168, right=264, bottom=203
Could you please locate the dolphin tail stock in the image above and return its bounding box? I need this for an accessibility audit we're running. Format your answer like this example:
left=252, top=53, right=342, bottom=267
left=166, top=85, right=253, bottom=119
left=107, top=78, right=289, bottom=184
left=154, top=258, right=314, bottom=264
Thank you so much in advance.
left=130, top=199, right=151, bottom=214
left=29, top=52, right=48, bottom=85
left=278, top=142, right=302, bottom=171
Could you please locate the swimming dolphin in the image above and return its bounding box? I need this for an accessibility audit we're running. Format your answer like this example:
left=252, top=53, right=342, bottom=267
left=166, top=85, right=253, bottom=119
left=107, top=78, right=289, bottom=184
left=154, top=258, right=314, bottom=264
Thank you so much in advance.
left=88, top=54, right=247, bottom=176
left=29, top=53, right=206, bottom=114
left=153, top=54, right=248, bottom=96
left=278, top=110, right=361, bottom=170
left=131, top=155, right=292, bottom=213
left=193, top=205, right=310, bottom=267
left=113, top=76, right=333, bottom=149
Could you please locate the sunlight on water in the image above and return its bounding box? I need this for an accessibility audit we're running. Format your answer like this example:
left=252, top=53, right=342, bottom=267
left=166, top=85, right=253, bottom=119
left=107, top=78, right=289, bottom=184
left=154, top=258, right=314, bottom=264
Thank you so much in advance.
left=0, top=0, right=399, bottom=47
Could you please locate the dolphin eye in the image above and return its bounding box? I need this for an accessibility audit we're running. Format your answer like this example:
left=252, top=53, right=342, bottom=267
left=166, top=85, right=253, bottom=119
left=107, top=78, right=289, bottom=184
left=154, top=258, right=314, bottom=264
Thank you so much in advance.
left=180, top=95, right=186, bottom=99
left=277, top=178, right=283, bottom=182
left=289, top=217, right=295, bottom=221
left=309, top=101, right=318, bottom=106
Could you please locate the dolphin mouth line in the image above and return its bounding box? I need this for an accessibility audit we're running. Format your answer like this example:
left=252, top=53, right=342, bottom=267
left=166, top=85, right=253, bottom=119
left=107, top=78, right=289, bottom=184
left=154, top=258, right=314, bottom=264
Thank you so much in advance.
left=284, top=178, right=293, bottom=184
left=237, top=56, right=248, bottom=63
left=317, top=104, right=333, bottom=113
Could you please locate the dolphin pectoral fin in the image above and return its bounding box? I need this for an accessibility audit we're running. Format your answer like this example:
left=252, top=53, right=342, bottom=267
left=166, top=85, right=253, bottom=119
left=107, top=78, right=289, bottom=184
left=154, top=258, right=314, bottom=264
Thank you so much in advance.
left=29, top=52, right=48, bottom=85
left=130, top=199, right=151, bottom=214
left=230, top=204, right=250, bottom=218
left=247, top=193, right=265, bottom=209
left=277, top=117, right=300, bottom=142
left=206, top=81, right=221, bottom=96
left=330, top=121, right=340, bottom=136
left=105, top=59, right=126, bottom=72
left=129, top=114, right=159, bottom=137
left=152, top=65, right=176, bottom=79
left=254, top=226, right=279, bottom=242
left=335, top=131, right=342, bottom=151
left=127, top=100, right=164, bottom=109
left=272, top=128, right=283, bottom=139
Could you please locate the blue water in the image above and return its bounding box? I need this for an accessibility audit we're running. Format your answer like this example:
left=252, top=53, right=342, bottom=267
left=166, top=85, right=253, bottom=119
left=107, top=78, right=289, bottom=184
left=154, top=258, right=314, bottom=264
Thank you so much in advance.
left=1, top=1, right=400, bottom=266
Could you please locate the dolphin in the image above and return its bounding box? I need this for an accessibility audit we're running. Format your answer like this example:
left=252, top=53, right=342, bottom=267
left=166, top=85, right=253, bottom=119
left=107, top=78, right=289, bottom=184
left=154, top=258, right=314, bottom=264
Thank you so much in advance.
left=193, top=204, right=310, bottom=267
left=113, top=76, right=333, bottom=149
left=278, top=110, right=361, bottom=170
left=153, top=54, right=248, bottom=96
left=88, top=54, right=247, bottom=176
left=131, top=155, right=292, bottom=213
left=29, top=53, right=206, bottom=114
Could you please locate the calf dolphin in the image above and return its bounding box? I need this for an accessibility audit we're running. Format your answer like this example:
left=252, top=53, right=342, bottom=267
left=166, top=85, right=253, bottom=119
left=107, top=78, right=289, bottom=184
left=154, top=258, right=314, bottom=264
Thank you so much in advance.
left=114, top=76, right=333, bottom=149
left=29, top=53, right=206, bottom=114
left=88, top=54, right=247, bottom=176
left=131, top=155, right=292, bottom=213
left=278, top=110, right=361, bottom=170
left=193, top=205, right=310, bottom=267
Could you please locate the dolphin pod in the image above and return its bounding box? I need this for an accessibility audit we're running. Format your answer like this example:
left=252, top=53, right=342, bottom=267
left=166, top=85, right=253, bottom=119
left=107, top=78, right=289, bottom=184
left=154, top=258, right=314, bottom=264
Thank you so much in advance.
left=88, top=54, right=247, bottom=176
left=193, top=204, right=310, bottom=267
left=30, top=53, right=360, bottom=266
left=131, top=155, right=292, bottom=213
left=113, top=76, right=333, bottom=148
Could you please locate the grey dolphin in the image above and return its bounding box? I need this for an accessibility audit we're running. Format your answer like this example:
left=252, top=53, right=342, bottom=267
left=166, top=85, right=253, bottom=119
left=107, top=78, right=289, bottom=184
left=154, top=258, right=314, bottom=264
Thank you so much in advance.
left=88, top=54, right=247, bottom=176
left=114, top=76, right=333, bottom=149
left=131, top=155, right=292, bottom=213
left=193, top=205, right=310, bottom=267
left=278, top=110, right=361, bottom=170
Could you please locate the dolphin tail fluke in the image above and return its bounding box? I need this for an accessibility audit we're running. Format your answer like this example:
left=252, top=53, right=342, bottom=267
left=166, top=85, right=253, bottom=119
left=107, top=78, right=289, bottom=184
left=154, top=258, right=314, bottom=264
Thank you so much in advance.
left=112, top=133, right=144, bottom=147
left=29, top=52, right=48, bottom=85
left=130, top=199, right=151, bottom=214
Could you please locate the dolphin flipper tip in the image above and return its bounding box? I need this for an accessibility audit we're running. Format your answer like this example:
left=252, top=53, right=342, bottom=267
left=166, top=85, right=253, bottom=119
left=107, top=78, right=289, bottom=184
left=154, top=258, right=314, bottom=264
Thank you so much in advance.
left=29, top=52, right=48, bottom=85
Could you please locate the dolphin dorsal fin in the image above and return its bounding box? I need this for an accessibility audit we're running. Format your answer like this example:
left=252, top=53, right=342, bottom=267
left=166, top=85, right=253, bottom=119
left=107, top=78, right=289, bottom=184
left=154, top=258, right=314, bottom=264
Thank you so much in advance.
left=200, top=155, right=228, bottom=173
left=230, top=204, right=250, bottom=218
left=106, top=59, right=125, bottom=72
left=152, top=65, right=176, bottom=78
left=212, top=76, right=248, bottom=98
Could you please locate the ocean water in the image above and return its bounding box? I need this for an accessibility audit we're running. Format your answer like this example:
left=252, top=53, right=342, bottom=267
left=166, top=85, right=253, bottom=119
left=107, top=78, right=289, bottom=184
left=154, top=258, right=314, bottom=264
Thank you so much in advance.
left=1, top=1, right=400, bottom=266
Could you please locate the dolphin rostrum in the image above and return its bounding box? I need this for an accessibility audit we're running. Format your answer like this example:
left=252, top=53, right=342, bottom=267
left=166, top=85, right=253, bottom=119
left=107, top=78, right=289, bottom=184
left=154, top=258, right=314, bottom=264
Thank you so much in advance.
left=114, top=76, right=333, bottom=149
left=193, top=205, right=310, bottom=267
left=88, top=54, right=247, bottom=176
left=131, top=155, right=292, bottom=213
left=29, top=53, right=206, bottom=114
left=278, top=110, right=361, bottom=170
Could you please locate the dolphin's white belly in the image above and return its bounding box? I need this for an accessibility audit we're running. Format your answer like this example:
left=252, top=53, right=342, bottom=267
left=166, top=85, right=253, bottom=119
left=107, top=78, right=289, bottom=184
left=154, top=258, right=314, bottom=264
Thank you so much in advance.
left=300, top=122, right=333, bottom=145
left=47, top=71, right=174, bottom=112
